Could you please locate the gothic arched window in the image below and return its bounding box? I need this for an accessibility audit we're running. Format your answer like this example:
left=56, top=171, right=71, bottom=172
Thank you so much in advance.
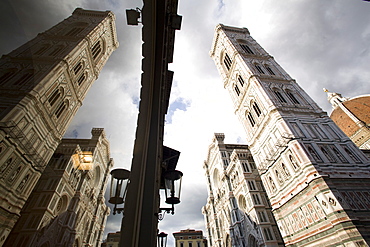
left=281, top=163, right=290, bottom=177
left=55, top=100, right=68, bottom=118
left=238, top=75, right=245, bottom=87
left=77, top=73, right=86, bottom=86
left=48, top=88, right=61, bottom=106
left=269, top=176, right=276, bottom=191
left=252, top=102, right=262, bottom=117
left=73, top=62, right=83, bottom=75
left=223, top=53, right=232, bottom=70
left=234, top=84, right=241, bottom=96
left=247, top=112, right=256, bottom=127
left=289, top=154, right=299, bottom=170
left=91, top=40, right=102, bottom=60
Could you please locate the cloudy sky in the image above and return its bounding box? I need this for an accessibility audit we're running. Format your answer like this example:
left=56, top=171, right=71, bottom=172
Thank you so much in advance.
left=1, top=0, right=370, bottom=246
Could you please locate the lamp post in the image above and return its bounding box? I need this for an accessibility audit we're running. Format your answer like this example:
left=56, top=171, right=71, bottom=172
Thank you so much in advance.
left=108, top=168, right=130, bottom=215
left=157, top=232, right=168, bottom=247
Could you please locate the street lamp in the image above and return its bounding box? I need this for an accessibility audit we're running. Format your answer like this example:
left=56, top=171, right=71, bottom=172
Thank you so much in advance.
left=164, top=170, right=183, bottom=205
left=109, top=168, right=130, bottom=215
left=159, top=170, right=183, bottom=216
left=157, top=232, right=168, bottom=247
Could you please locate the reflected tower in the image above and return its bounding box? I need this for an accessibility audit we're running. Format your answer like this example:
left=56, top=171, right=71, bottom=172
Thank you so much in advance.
left=0, top=8, right=118, bottom=244
left=209, top=24, right=370, bottom=246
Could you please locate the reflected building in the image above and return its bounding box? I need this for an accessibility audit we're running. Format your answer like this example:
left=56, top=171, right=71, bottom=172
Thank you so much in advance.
left=0, top=8, right=118, bottom=243
left=204, top=24, right=370, bottom=246
left=202, top=134, right=283, bottom=246
left=173, top=229, right=208, bottom=247
left=4, top=128, right=113, bottom=247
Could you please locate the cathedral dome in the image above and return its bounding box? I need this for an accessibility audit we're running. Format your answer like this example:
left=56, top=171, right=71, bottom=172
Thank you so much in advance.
left=330, top=95, right=370, bottom=137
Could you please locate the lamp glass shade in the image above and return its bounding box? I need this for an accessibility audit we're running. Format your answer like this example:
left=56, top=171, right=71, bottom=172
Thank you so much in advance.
left=164, top=170, right=183, bottom=205
left=157, top=232, right=168, bottom=247
left=109, top=169, right=130, bottom=205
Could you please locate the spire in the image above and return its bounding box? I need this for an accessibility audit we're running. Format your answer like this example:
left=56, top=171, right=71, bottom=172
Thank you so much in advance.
left=323, top=88, right=348, bottom=109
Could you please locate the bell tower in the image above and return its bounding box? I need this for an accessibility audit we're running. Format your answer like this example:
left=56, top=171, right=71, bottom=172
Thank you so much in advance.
left=210, top=24, right=370, bottom=246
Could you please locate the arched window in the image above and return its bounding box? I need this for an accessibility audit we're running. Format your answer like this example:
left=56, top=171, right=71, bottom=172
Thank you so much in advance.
left=240, top=44, right=254, bottom=54
left=269, top=176, right=276, bottom=191
left=255, top=64, right=265, bottom=74
left=286, top=91, right=300, bottom=104
left=238, top=195, right=247, bottom=211
left=73, top=62, right=83, bottom=75
left=91, top=41, right=102, bottom=60
left=252, top=102, right=262, bottom=117
left=247, top=112, right=256, bottom=127
left=281, top=163, right=290, bottom=177
left=273, top=89, right=287, bottom=103
left=265, top=65, right=275, bottom=75
left=55, top=100, right=67, bottom=118
left=48, top=88, right=61, bottom=106
left=289, top=154, right=299, bottom=169
left=223, top=53, right=232, bottom=70
left=238, top=75, right=245, bottom=87
left=234, top=84, right=241, bottom=96
left=77, top=73, right=86, bottom=86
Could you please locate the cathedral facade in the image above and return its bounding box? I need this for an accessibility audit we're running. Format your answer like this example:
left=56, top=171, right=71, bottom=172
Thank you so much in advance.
left=4, top=128, right=113, bottom=247
left=0, top=8, right=118, bottom=244
left=204, top=24, right=370, bottom=246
